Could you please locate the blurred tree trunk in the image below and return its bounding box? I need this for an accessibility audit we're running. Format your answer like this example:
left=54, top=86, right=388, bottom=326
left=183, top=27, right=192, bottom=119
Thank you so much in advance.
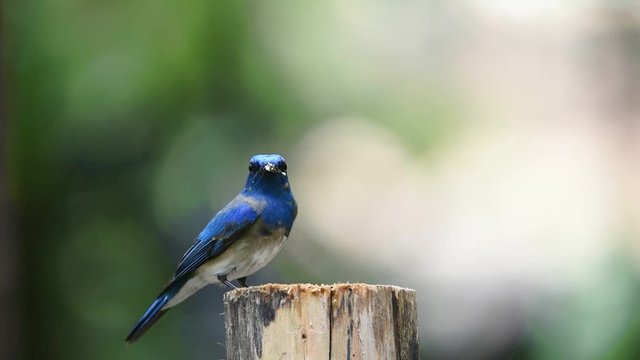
left=0, top=0, right=20, bottom=357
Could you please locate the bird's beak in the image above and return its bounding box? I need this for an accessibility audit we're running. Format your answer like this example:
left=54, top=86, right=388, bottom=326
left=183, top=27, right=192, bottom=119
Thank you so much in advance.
left=264, top=163, right=279, bottom=174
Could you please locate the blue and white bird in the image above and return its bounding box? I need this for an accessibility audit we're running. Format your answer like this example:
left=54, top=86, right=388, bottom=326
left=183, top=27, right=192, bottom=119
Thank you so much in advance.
left=125, top=154, right=297, bottom=342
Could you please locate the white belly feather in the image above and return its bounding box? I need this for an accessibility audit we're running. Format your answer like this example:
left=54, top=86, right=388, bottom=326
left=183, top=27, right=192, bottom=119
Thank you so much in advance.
left=163, top=227, right=288, bottom=309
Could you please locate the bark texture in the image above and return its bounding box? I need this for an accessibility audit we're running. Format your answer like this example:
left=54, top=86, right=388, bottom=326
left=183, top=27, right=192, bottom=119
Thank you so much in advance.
left=224, top=283, right=418, bottom=360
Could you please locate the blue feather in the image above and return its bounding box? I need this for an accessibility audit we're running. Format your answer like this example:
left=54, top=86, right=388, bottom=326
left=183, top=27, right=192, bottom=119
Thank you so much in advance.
left=125, top=154, right=297, bottom=342
left=125, top=278, right=186, bottom=343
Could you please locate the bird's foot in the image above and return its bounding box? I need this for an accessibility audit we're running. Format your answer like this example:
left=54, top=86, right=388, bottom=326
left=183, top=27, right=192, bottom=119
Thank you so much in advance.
left=217, top=274, right=238, bottom=290
left=237, top=276, right=248, bottom=288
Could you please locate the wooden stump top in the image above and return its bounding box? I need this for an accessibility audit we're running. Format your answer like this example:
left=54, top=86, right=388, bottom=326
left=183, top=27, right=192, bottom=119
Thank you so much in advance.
left=224, top=283, right=418, bottom=360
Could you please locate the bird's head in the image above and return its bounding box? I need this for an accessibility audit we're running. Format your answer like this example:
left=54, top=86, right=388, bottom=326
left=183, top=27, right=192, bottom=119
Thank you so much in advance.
left=244, top=154, right=290, bottom=192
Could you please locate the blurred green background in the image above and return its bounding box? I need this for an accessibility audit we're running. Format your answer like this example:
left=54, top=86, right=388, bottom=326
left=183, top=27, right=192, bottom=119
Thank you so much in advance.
left=3, top=1, right=640, bottom=359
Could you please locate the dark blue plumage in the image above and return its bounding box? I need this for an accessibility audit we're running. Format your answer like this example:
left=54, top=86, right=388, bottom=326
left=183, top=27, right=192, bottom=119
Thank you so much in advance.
left=126, top=154, right=297, bottom=343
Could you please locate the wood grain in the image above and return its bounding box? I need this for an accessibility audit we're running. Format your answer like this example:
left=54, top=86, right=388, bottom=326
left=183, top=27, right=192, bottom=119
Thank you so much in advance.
left=224, top=283, right=418, bottom=360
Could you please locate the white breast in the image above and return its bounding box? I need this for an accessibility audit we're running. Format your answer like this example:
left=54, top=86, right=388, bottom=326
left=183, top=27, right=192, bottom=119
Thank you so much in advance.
left=162, top=224, right=289, bottom=309
left=197, top=231, right=288, bottom=282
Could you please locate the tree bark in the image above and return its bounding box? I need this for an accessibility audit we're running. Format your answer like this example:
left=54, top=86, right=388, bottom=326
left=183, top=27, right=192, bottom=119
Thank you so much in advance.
left=224, top=283, right=418, bottom=360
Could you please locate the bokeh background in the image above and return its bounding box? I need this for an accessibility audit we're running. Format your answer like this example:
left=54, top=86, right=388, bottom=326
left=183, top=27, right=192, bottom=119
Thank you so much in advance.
left=3, top=1, right=640, bottom=359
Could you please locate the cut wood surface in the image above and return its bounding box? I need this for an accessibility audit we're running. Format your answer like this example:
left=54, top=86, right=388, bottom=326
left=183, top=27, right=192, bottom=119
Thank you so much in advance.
left=224, top=283, right=418, bottom=360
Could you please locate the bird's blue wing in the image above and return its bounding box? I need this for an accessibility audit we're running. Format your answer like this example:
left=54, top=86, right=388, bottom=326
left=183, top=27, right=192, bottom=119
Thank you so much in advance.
left=171, top=197, right=260, bottom=282
left=126, top=196, right=260, bottom=343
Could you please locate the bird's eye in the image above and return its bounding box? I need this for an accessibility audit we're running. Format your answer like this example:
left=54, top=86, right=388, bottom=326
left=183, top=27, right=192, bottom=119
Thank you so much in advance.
left=278, top=162, right=287, bottom=172
left=248, top=163, right=260, bottom=172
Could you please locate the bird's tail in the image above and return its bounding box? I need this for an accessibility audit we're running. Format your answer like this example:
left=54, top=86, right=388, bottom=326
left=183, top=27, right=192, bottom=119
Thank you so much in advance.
left=125, top=279, right=184, bottom=343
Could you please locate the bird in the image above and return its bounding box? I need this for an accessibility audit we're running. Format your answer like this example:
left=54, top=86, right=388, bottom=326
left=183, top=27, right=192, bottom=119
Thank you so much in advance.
left=125, top=154, right=298, bottom=343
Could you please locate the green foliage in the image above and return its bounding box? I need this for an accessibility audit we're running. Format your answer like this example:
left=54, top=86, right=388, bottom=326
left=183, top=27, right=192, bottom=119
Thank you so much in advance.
left=6, top=1, right=306, bottom=358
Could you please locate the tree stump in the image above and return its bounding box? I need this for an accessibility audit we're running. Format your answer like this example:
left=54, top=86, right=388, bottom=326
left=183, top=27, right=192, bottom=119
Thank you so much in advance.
left=224, top=283, right=418, bottom=360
